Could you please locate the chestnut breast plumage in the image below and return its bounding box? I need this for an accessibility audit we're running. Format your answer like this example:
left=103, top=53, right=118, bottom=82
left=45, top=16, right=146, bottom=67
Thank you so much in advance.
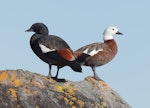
left=74, top=26, right=123, bottom=80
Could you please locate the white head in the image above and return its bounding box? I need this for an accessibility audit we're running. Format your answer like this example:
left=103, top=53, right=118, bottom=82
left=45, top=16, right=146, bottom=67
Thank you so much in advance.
left=103, top=26, right=123, bottom=41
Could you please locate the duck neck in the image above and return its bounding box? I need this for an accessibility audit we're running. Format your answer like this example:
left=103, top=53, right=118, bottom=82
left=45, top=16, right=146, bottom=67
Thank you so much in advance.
left=105, top=39, right=118, bottom=54
left=30, top=34, right=42, bottom=44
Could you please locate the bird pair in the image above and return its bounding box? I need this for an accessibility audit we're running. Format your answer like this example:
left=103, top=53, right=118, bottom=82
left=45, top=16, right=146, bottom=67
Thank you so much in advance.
left=26, top=23, right=123, bottom=81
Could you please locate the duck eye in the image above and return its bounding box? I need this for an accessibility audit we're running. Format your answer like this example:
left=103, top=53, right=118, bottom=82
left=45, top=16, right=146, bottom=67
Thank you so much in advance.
left=112, top=28, right=115, bottom=30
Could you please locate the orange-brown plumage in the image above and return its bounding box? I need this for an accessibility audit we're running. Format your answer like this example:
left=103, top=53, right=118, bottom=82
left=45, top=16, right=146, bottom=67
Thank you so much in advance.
left=57, top=49, right=75, bottom=61
left=75, top=26, right=123, bottom=80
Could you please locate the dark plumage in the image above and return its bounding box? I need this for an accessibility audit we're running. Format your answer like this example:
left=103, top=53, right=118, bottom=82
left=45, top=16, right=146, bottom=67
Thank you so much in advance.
left=74, top=26, right=123, bottom=80
left=26, top=23, right=82, bottom=81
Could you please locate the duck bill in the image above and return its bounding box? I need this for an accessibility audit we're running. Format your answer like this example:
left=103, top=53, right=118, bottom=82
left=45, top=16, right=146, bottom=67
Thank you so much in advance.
left=116, top=31, right=123, bottom=35
left=25, top=28, right=33, bottom=32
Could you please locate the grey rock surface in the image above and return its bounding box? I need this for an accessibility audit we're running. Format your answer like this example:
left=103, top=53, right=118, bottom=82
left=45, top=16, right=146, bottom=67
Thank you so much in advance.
left=0, top=69, right=131, bottom=108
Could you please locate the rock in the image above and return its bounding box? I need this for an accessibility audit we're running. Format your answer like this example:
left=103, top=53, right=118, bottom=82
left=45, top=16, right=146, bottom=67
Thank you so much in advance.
left=0, top=69, right=131, bottom=108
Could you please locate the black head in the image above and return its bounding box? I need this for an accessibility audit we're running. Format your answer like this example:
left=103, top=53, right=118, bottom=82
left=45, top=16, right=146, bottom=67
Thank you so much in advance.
left=26, top=23, right=49, bottom=35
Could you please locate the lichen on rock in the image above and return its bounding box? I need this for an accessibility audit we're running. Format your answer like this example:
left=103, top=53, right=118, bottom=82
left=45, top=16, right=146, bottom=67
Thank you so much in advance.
left=0, top=69, right=131, bottom=108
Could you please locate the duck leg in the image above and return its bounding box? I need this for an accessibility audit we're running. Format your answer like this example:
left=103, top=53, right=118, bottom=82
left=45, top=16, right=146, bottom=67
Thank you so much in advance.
left=47, top=64, right=52, bottom=79
left=52, top=66, right=66, bottom=82
left=54, top=66, right=59, bottom=79
left=92, top=66, right=102, bottom=81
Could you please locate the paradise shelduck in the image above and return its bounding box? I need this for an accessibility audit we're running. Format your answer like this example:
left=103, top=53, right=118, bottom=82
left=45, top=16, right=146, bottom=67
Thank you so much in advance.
left=74, top=26, right=123, bottom=80
left=26, top=23, right=82, bottom=81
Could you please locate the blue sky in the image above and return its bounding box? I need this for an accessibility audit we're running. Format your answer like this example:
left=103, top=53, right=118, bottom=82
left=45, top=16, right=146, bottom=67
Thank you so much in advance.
left=0, top=1, right=149, bottom=107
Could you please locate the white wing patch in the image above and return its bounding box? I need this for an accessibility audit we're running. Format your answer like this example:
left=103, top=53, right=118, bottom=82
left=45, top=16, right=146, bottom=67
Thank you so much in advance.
left=89, top=49, right=103, bottom=56
left=83, top=48, right=103, bottom=56
left=83, top=48, right=89, bottom=54
left=39, top=43, right=55, bottom=53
